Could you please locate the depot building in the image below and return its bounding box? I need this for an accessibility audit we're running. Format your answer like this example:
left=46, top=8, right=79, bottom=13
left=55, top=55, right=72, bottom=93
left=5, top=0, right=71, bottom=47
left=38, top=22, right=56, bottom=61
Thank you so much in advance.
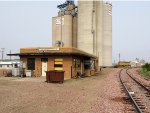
left=9, top=47, right=98, bottom=79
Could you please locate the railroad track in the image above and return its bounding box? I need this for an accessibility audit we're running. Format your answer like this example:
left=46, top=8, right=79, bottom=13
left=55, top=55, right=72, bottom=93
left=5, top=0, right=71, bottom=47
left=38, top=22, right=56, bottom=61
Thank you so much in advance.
left=119, top=68, right=150, bottom=113
left=126, top=68, right=150, bottom=93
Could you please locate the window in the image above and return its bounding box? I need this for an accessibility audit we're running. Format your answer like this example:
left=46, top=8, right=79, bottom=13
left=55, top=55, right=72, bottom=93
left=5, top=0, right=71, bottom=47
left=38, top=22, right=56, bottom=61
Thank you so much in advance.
left=54, top=58, right=63, bottom=70
left=84, top=60, right=91, bottom=69
left=90, top=60, right=95, bottom=70
left=27, top=58, right=35, bottom=70
left=73, top=59, right=81, bottom=68
left=14, top=64, right=18, bottom=68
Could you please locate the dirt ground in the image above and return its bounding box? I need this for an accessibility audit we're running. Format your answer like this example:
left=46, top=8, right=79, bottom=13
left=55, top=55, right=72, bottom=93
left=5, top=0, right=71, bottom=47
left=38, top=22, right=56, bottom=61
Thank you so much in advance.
left=0, top=68, right=126, bottom=113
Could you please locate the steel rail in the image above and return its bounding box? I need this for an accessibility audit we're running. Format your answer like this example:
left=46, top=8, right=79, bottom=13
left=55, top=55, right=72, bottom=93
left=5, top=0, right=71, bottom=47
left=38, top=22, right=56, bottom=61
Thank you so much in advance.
left=126, top=68, right=150, bottom=93
left=119, top=68, right=143, bottom=113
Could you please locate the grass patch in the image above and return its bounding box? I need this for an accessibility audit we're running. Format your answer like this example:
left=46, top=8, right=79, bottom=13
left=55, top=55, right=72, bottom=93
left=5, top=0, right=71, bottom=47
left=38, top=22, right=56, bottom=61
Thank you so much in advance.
left=139, top=63, right=150, bottom=79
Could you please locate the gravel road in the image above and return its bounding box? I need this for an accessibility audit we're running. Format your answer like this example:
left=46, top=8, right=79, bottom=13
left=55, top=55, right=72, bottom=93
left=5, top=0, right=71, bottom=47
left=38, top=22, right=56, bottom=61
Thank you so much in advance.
left=0, top=68, right=127, bottom=113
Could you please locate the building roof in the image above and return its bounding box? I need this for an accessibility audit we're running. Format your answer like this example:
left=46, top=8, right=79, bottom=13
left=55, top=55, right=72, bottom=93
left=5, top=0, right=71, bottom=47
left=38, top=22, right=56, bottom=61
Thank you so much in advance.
left=8, top=47, right=98, bottom=59
left=0, top=61, right=20, bottom=65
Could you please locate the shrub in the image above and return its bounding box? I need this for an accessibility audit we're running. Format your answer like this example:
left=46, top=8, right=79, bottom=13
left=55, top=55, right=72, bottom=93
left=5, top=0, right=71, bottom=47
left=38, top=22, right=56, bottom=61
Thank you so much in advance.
left=140, top=63, right=150, bottom=78
left=142, top=63, right=150, bottom=71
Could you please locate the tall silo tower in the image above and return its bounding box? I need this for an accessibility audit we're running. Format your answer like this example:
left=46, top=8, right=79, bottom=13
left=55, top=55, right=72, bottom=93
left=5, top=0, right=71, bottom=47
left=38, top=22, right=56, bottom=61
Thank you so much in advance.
left=52, top=1, right=77, bottom=47
left=96, top=1, right=104, bottom=67
left=52, top=15, right=72, bottom=47
left=52, top=0, right=112, bottom=67
left=77, top=0, right=98, bottom=55
left=103, top=2, right=112, bottom=67
left=77, top=0, right=112, bottom=67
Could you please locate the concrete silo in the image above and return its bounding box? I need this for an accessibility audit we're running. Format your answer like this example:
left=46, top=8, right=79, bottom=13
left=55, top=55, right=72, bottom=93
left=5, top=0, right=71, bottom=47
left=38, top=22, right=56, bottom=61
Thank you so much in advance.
left=96, top=1, right=104, bottom=67
left=52, top=15, right=72, bottom=47
left=77, top=0, right=97, bottom=55
left=103, top=3, right=112, bottom=67
left=77, top=0, right=112, bottom=67
left=52, top=0, right=112, bottom=67
left=52, top=1, right=77, bottom=47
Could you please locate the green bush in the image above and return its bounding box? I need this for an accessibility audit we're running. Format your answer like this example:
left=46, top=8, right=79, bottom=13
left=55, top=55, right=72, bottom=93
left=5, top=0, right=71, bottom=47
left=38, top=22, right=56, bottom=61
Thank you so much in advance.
left=142, top=63, right=150, bottom=71
left=140, top=63, right=150, bottom=78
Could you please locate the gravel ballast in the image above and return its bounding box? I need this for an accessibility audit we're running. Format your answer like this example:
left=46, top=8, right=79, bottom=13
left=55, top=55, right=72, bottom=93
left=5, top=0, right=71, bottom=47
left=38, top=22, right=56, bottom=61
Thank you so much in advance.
left=127, top=68, right=150, bottom=87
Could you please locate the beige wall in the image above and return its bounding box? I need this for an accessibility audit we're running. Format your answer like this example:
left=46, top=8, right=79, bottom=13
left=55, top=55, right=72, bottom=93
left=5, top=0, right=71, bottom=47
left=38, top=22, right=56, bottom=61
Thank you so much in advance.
left=103, top=3, right=112, bottom=67
left=77, top=1, right=94, bottom=55
left=52, top=15, right=72, bottom=47
left=96, top=1, right=104, bottom=67
left=72, top=16, right=77, bottom=48
left=77, top=1, right=112, bottom=67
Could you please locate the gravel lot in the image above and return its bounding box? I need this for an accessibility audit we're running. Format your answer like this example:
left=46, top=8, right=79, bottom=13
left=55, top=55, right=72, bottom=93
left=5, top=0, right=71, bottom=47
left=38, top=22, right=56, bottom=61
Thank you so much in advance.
left=0, top=68, right=127, bottom=113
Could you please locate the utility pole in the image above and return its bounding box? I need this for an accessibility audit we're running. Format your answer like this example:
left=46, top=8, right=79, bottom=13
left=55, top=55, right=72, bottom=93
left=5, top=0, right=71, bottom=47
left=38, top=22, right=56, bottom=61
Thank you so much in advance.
left=1, top=48, right=5, bottom=61
left=10, top=50, right=11, bottom=61
left=118, top=53, right=121, bottom=66
left=119, top=53, right=120, bottom=63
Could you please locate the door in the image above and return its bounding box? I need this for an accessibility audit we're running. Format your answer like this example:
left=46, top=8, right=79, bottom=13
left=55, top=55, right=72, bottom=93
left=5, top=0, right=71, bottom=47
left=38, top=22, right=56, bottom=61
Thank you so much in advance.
left=41, top=58, right=48, bottom=76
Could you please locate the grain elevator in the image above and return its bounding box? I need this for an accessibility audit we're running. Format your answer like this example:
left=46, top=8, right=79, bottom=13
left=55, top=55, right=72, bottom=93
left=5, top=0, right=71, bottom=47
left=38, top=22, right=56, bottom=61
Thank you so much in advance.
left=52, top=0, right=112, bottom=68
left=52, top=1, right=77, bottom=48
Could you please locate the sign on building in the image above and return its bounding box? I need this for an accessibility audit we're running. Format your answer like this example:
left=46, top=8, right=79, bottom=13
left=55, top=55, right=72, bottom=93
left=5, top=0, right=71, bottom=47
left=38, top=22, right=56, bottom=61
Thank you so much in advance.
left=56, top=18, right=64, bottom=25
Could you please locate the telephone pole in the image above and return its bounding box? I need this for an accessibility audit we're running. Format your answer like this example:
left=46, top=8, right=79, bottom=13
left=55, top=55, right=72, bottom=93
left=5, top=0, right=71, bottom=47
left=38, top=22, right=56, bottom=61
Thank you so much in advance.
left=119, top=53, right=120, bottom=62
left=1, top=48, right=5, bottom=61
left=10, top=50, right=11, bottom=61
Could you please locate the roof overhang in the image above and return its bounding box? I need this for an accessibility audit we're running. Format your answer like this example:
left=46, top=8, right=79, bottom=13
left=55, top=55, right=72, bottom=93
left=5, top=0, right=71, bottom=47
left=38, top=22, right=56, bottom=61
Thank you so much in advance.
left=7, top=47, right=98, bottom=60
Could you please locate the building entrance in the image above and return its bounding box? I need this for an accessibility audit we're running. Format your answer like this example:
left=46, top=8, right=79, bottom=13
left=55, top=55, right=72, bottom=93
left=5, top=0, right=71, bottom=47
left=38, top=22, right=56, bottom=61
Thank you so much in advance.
left=41, top=58, right=48, bottom=76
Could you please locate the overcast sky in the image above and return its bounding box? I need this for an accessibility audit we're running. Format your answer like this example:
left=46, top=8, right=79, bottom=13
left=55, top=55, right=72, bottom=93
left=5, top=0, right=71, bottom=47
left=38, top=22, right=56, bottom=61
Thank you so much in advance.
left=0, top=1, right=150, bottom=63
